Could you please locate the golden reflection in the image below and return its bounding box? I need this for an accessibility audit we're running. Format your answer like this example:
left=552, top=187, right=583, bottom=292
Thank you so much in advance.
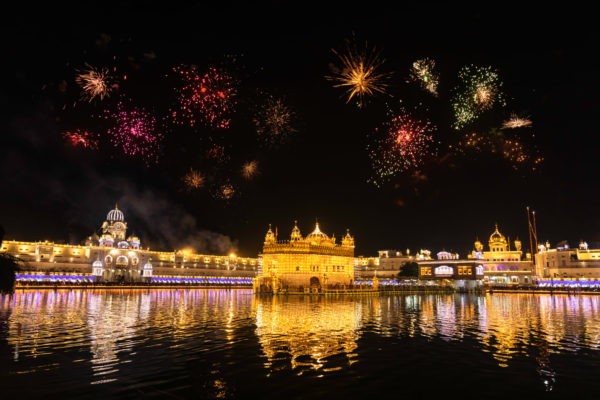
left=2, top=290, right=600, bottom=391
left=253, top=295, right=362, bottom=374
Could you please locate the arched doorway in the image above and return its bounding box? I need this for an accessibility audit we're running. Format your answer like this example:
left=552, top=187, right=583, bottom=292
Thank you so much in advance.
left=310, top=276, right=321, bottom=293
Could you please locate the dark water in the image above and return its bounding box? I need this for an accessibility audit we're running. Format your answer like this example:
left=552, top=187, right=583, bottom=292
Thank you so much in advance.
left=1, top=289, right=599, bottom=399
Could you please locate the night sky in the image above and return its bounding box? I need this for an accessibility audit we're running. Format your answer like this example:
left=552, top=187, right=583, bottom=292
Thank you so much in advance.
left=3, top=2, right=600, bottom=258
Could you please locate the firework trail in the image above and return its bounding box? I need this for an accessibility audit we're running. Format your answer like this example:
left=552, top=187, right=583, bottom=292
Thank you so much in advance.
left=367, top=110, right=437, bottom=187
left=62, top=129, right=99, bottom=149
left=452, top=65, right=505, bottom=129
left=409, top=58, right=439, bottom=96
left=253, top=95, right=297, bottom=148
left=103, top=100, right=163, bottom=164
left=75, top=64, right=113, bottom=102
left=326, top=37, right=390, bottom=108
left=171, top=65, right=237, bottom=129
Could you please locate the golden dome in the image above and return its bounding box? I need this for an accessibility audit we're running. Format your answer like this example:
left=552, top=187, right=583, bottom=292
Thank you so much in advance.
left=306, top=222, right=331, bottom=245
left=290, top=221, right=302, bottom=241
left=342, top=229, right=355, bottom=247
left=264, top=224, right=276, bottom=244
left=489, top=224, right=506, bottom=244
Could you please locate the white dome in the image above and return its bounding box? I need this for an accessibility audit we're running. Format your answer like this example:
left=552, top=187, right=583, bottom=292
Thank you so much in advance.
left=143, top=262, right=153, bottom=270
left=107, top=206, right=124, bottom=222
left=92, top=260, right=103, bottom=267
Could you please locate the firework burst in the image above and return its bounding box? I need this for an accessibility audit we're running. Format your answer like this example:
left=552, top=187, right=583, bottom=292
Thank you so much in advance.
left=367, top=111, right=437, bottom=187
left=326, top=38, right=390, bottom=108
left=205, top=143, right=229, bottom=164
left=253, top=95, right=297, bottom=148
left=171, top=65, right=237, bottom=129
left=452, top=65, right=505, bottom=129
left=502, top=114, right=533, bottom=129
left=456, top=129, right=543, bottom=172
left=182, top=169, right=205, bottom=190
left=62, top=129, right=99, bottom=149
left=409, top=58, right=439, bottom=95
left=75, top=64, right=113, bottom=102
left=241, top=160, right=259, bottom=180
left=210, top=181, right=236, bottom=201
left=103, top=100, right=163, bottom=164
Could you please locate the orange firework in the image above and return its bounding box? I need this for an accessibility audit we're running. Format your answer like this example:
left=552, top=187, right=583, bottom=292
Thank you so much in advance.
left=241, top=161, right=258, bottom=180
left=221, top=184, right=235, bottom=199
left=502, top=114, right=533, bottom=129
left=327, top=37, right=390, bottom=108
left=62, top=129, right=99, bottom=149
left=75, top=64, right=112, bottom=102
left=182, top=169, right=205, bottom=189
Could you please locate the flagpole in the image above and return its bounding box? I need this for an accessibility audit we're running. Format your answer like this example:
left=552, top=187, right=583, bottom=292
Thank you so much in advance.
left=526, top=206, right=534, bottom=262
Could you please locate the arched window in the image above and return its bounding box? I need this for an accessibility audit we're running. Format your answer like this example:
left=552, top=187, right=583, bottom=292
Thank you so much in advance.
left=116, top=255, right=129, bottom=266
left=434, top=265, right=453, bottom=276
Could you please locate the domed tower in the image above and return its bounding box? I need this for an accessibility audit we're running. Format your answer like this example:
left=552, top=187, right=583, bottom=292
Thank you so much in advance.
left=474, top=238, right=483, bottom=252
left=514, top=237, right=522, bottom=252
left=128, top=234, right=141, bottom=250
left=489, top=224, right=508, bottom=252
left=290, top=221, right=302, bottom=242
left=264, top=224, right=276, bottom=245
left=342, top=229, right=355, bottom=248
left=102, top=204, right=127, bottom=241
left=306, top=222, right=331, bottom=246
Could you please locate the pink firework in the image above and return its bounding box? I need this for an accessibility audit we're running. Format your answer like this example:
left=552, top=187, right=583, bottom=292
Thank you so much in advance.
left=104, top=100, right=163, bottom=164
left=387, top=113, right=436, bottom=168
left=171, top=65, right=237, bottom=129
left=367, top=111, right=437, bottom=187
left=62, top=129, right=99, bottom=149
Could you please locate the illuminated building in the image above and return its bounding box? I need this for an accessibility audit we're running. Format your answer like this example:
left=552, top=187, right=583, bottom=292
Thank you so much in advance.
left=254, top=221, right=355, bottom=294
left=535, top=240, right=600, bottom=280
left=0, top=205, right=257, bottom=285
left=416, top=250, right=485, bottom=291
left=469, top=224, right=534, bottom=285
left=353, top=255, right=379, bottom=278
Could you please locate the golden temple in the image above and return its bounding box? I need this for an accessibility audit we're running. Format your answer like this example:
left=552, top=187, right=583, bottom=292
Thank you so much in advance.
left=253, top=221, right=355, bottom=294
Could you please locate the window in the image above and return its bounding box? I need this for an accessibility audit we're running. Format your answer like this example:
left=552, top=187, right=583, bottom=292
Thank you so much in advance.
left=434, top=265, right=453, bottom=276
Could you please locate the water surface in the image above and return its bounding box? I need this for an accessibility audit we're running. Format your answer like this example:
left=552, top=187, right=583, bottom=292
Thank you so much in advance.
left=1, top=289, right=599, bottom=399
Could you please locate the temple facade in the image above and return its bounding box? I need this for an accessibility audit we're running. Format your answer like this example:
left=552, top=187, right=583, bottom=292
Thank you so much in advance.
left=468, top=224, right=534, bottom=285
left=254, top=221, right=355, bottom=294
left=1, top=205, right=257, bottom=285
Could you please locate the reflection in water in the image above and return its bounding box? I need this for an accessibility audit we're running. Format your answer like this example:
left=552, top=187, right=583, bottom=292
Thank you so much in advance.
left=87, top=291, right=151, bottom=384
left=1, top=290, right=600, bottom=397
left=254, top=295, right=362, bottom=374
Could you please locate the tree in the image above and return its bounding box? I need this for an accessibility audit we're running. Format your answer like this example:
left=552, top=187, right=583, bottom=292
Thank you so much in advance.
left=398, top=261, right=419, bottom=279
left=0, top=225, right=21, bottom=294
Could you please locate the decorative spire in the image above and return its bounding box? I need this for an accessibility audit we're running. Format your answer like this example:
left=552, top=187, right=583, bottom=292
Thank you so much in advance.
left=264, top=224, right=275, bottom=244
left=290, top=220, right=302, bottom=241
